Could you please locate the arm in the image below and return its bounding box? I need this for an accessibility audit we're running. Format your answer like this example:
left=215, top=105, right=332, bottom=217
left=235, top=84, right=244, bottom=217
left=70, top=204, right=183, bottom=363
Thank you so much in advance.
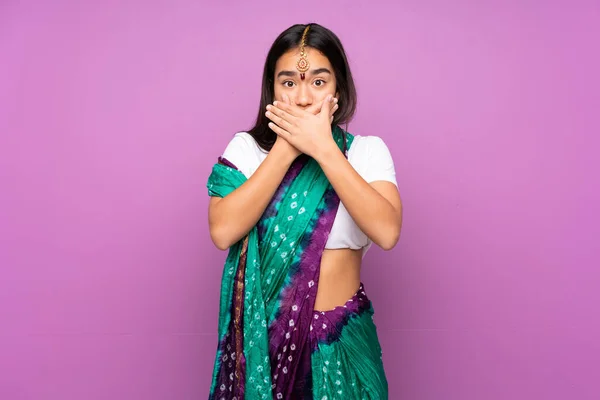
left=315, top=144, right=403, bottom=251
left=211, top=96, right=337, bottom=250
left=264, top=96, right=402, bottom=251
left=208, top=141, right=296, bottom=251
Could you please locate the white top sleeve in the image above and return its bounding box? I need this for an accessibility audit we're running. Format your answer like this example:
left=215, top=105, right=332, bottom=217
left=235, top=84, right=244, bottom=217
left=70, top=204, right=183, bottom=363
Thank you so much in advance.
left=362, top=136, right=398, bottom=186
left=221, top=132, right=266, bottom=179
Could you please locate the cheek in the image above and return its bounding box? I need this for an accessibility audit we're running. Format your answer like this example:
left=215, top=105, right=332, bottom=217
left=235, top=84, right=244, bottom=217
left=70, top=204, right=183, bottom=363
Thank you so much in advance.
left=272, top=86, right=285, bottom=102
left=315, top=90, right=336, bottom=103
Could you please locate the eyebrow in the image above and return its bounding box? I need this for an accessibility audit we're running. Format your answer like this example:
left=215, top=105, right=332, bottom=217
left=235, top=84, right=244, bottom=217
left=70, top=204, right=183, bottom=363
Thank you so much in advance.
left=276, top=68, right=332, bottom=78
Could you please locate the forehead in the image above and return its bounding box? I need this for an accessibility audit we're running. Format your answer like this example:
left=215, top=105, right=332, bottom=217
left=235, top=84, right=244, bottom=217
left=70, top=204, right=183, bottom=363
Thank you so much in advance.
left=275, top=47, right=332, bottom=71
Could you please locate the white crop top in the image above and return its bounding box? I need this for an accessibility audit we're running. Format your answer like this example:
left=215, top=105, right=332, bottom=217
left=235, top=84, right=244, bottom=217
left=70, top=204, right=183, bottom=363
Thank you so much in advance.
left=221, top=132, right=398, bottom=257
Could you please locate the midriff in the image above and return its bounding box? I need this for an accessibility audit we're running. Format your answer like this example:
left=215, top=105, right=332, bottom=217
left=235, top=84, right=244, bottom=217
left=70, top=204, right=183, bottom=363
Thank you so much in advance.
left=314, top=248, right=362, bottom=311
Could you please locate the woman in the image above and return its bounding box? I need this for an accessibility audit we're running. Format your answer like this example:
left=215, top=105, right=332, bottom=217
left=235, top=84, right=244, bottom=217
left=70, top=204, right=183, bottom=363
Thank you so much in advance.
left=207, top=23, right=402, bottom=400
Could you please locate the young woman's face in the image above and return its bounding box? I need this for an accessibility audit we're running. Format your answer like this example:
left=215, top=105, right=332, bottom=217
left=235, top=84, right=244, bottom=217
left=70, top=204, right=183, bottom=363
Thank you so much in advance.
left=273, top=47, right=338, bottom=109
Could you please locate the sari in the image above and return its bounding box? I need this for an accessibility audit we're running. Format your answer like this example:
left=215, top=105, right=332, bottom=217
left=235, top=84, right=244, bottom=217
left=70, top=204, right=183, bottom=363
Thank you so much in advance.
left=207, top=127, right=387, bottom=399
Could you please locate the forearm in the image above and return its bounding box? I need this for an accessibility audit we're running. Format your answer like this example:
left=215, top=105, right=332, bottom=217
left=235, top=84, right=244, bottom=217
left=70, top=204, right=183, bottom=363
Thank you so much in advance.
left=209, top=151, right=294, bottom=250
left=316, top=146, right=401, bottom=250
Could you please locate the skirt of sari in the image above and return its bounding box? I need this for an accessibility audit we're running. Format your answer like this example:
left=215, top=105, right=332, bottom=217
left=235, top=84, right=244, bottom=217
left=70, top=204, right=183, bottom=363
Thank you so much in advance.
left=309, top=284, right=388, bottom=400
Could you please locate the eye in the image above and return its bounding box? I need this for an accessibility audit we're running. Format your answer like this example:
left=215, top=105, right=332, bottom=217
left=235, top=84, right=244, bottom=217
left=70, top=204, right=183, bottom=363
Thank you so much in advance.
left=314, top=79, right=326, bottom=87
left=283, top=81, right=295, bottom=88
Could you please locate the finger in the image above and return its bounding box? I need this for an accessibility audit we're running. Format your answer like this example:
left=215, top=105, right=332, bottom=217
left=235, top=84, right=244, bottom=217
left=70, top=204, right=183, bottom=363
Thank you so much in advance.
left=273, top=100, right=305, bottom=118
left=305, top=99, right=324, bottom=115
left=268, top=122, right=292, bottom=139
left=266, top=107, right=295, bottom=131
left=305, top=98, right=337, bottom=117
left=319, top=95, right=334, bottom=118
left=330, top=103, right=339, bottom=118
left=267, top=102, right=299, bottom=125
left=330, top=115, right=334, bottom=124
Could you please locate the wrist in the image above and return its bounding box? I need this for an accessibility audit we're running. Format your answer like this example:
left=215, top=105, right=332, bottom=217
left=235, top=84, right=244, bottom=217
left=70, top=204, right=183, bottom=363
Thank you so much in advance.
left=313, top=140, right=342, bottom=165
left=269, top=143, right=297, bottom=166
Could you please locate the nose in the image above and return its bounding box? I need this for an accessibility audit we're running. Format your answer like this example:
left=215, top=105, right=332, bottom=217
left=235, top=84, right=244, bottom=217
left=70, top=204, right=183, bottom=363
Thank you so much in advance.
left=294, top=83, right=312, bottom=107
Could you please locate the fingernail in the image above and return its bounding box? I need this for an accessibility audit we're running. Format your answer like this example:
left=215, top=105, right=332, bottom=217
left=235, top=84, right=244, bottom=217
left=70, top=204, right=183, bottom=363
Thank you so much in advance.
left=266, top=105, right=272, bottom=110
left=334, top=98, right=338, bottom=103
left=273, top=101, right=278, bottom=106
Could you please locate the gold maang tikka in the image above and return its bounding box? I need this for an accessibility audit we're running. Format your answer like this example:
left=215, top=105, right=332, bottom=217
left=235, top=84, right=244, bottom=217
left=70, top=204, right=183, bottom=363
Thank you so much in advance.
left=296, top=25, right=310, bottom=80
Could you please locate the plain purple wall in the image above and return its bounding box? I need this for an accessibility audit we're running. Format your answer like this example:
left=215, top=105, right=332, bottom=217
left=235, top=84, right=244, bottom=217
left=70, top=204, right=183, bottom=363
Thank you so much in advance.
left=1, top=1, right=599, bottom=399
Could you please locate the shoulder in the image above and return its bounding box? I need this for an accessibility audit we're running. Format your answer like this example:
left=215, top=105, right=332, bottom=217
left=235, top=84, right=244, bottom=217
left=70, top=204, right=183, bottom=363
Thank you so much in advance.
left=224, top=132, right=262, bottom=151
left=348, top=134, right=397, bottom=185
left=348, top=135, right=393, bottom=159
left=222, top=132, right=266, bottom=156
left=221, top=132, right=267, bottom=178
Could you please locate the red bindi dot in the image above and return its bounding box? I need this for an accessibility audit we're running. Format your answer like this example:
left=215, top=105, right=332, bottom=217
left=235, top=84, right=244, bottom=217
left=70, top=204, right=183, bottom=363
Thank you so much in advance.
left=300, top=73, right=305, bottom=80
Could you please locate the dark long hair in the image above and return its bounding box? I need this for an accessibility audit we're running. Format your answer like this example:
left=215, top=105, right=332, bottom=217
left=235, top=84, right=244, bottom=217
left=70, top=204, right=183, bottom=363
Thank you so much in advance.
left=247, top=23, right=357, bottom=152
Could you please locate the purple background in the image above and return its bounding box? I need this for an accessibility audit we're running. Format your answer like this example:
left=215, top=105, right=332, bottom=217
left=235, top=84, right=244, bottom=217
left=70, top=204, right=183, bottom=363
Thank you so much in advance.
left=1, top=1, right=599, bottom=399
